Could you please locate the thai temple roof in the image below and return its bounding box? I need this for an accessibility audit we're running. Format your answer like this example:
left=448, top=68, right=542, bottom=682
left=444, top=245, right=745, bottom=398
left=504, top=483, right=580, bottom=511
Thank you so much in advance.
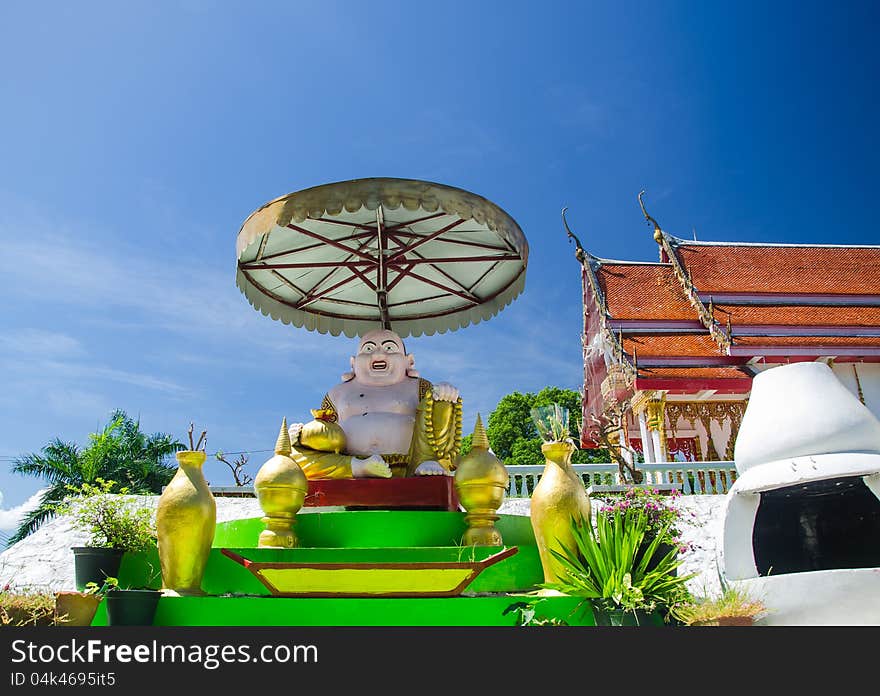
left=576, top=219, right=880, bottom=417
left=667, top=238, right=880, bottom=295
left=596, top=263, right=697, bottom=320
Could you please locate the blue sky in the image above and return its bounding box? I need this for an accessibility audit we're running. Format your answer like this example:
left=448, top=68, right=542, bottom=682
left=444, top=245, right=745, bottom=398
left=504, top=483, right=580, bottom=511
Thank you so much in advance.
left=1, top=1, right=878, bottom=519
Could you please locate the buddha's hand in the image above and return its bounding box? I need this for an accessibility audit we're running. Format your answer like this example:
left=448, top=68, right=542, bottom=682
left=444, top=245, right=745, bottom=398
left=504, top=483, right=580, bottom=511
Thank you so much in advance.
left=352, top=453, right=392, bottom=479
left=414, top=460, right=448, bottom=476
left=431, top=382, right=459, bottom=402
left=288, top=422, right=304, bottom=444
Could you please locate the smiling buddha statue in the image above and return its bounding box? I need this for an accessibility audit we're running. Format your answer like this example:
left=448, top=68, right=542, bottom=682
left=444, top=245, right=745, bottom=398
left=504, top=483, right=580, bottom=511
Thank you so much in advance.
left=288, top=328, right=463, bottom=479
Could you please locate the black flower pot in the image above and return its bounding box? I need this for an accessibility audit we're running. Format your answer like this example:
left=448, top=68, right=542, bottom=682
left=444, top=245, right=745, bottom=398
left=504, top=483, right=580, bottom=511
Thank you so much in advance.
left=592, top=604, right=663, bottom=626
left=105, top=589, right=161, bottom=626
left=635, top=540, right=678, bottom=576
left=71, top=547, right=124, bottom=591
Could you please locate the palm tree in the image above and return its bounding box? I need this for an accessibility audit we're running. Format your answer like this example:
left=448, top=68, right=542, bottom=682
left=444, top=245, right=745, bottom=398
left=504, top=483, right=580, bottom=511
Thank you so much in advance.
left=8, top=410, right=184, bottom=545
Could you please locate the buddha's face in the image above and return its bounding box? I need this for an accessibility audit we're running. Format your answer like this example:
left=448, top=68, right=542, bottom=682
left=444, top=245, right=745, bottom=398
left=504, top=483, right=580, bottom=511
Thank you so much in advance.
left=351, top=329, right=413, bottom=386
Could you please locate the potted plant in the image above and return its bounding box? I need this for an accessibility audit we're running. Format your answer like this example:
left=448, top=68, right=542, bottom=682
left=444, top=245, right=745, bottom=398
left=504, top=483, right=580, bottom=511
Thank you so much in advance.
left=54, top=581, right=104, bottom=627
left=53, top=478, right=158, bottom=591
left=100, top=575, right=162, bottom=626
left=542, top=507, right=697, bottom=625
left=671, top=585, right=767, bottom=626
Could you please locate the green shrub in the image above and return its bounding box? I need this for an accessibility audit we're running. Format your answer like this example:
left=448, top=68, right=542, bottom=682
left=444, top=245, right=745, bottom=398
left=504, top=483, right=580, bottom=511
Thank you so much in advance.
left=54, top=479, right=157, bottom=552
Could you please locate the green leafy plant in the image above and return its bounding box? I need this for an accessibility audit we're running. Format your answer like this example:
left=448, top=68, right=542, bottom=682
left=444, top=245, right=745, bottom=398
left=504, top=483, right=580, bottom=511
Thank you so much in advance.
left=530, top=403, right=571, bottom=443
left=82, top=576, right=119, bottom=597
left=670, top=585, right=766, bottom=626
left=542, top=507, right=696, bottom=622
left=53, top=479, right=157, bottom=552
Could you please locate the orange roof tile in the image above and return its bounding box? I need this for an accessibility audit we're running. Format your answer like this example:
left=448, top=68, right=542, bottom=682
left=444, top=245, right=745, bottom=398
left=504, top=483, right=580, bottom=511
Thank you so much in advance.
left=596, top=264, right=696, bottom=320
left=638, top=367, right=750, bottom=379
left=716, top=304, right=880, bottom=327
left=673, top=243, right=880, bottom=295
left=732, top=335, right=880, bottom=347
left=623, top=333, right=722, bottom=357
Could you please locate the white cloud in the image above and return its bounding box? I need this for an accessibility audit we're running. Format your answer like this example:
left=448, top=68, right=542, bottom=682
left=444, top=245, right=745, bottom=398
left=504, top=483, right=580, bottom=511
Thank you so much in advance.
left=0, top=489, right=46, bottom=532
left=0, top=329, right=84, bottom=359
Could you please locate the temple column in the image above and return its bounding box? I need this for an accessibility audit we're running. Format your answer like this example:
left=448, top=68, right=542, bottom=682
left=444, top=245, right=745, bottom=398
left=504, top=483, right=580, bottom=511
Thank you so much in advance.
left=646, top=397, right=667, bottom=463
left=631, top=391, right=655, bottom=465
left=637, top=411, right=655, bottom=464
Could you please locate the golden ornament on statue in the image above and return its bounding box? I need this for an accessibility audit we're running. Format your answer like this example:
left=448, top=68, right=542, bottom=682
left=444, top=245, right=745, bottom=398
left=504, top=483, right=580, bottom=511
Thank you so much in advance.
left=454, top=414, right=508, bottom=546
left=254, top=418, right=308, bottom=548
left=298, top=410, right=347, bottom=454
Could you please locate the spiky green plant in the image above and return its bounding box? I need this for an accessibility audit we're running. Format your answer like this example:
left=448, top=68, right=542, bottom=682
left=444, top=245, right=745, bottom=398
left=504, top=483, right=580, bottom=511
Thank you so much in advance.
left=542, top=507, right=696, bottom=621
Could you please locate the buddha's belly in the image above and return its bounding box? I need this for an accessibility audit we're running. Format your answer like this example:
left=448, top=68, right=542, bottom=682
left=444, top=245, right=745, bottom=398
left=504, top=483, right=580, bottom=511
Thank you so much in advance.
left=340, top=413, right=416, bottom=455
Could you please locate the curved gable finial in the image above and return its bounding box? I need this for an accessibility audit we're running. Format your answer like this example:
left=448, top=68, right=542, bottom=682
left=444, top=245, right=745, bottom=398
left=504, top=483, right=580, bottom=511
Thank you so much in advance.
left=638, top=190, right=663, bottom=243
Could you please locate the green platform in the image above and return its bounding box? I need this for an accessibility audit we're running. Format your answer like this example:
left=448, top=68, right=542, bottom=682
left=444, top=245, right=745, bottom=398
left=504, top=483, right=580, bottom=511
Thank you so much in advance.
left=92, top=511, right=596, bottom=626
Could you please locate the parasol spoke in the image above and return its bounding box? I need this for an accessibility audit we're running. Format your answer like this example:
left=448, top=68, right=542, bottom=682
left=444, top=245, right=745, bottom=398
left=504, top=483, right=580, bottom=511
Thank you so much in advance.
left=242, top=255, right=520, bottom=271
left=385, top=228, right=513, bottom=254
left=254, top=229, right=379, bottom=264
left=468, top=260, right=502, bottom=294
left=385, top=218, right=468, bottom=262
left=399, top=268, right=482, bottom=305
left=349, top=265, right=378, bottom=292
left=295, top=270, right=363, bottom=310
left=386, top=293, right=447, bottom=308
left=295, top=231, right=381, bottom=304
left=381, top=231, right=472, bottom=300
left=271, top=270, right=309, bottom=300
left=241, top=260, right=374, bottom=270
left=375, top=205, right=390, bottom=329
left=255, top=234, right=269, bottom=261
left=286, top=223, right=379, bottom=263
left=385, top=262, right=418, bottom=293
left=310, top=211, right=445, bottom=233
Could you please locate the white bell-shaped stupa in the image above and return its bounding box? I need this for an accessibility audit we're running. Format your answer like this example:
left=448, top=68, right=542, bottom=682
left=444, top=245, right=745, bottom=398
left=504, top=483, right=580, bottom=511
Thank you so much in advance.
left=720, top=362, right=880, bottom=625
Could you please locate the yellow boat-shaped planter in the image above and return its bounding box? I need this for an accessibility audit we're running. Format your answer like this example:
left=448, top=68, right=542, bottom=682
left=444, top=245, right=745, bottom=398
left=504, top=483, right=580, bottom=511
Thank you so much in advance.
left=221, top=546, right=518, bottom=597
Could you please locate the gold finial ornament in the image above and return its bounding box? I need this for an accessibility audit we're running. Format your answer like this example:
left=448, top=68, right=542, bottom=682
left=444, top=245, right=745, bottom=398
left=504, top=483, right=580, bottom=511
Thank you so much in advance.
left=638, top=190, right=664, bottom=243
left=454, top=414, right=509, bottom=546
left=254, top=418, right=308, bottom=548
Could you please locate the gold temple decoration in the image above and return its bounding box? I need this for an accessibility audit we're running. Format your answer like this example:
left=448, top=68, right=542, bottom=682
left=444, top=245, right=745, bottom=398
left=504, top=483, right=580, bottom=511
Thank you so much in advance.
left=853, top=365, right=866, bottom=406
left=640, top=190, right=730, bottom=352
left=254, top=418, right=308, bottom=549
left=645, top=396, right=668, bottom=460
left=530, top=438, right=591, bottom=584
left=666, top=400, right=748, bottom=460
left=424, top=391, right=464, bottom=464
left=156, top=449, right=217, bottom=596
left=299, top=409, right=347, bottom=453
left=454, top=414, right=508, bottom=546
left=565, top=208, right=637, bottom=385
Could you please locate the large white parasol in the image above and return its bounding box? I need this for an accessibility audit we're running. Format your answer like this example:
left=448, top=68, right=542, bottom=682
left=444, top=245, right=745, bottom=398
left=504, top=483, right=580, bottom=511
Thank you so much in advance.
left=235, top=178, right=529, bottom=338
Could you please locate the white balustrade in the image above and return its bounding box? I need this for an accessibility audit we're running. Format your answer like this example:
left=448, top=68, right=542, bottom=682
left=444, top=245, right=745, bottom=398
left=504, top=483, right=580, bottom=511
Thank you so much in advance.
left=503, top=462, right=738, bottom=498
left=209, top=462, right=739, bottom=499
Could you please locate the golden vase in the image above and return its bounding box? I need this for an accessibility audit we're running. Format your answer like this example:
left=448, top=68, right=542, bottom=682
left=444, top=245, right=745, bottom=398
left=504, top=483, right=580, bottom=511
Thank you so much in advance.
left=454, top=414, right=509, bottom=546
left=530, top=440, right=591, bottom=584
left=254, top=418, right=308, bottom=548
left=156, top=450, right=216, bottom=596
